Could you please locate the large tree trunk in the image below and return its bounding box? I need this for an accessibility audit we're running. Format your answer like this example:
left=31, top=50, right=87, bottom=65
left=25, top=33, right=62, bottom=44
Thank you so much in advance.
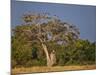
left=41, top=43, right=52, bottom=66
left=50, top=50, right=56, bottom=66
left=41, top=43, right=57, bottom=66
left=38, top=38, right=56, bottom=67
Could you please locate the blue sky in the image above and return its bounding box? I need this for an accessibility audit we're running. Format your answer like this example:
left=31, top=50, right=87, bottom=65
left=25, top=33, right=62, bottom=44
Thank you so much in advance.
left=11, top=1, right=96, bottom=42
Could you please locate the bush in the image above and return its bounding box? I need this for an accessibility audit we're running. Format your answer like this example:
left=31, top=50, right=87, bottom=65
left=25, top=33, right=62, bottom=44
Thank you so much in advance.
left=25, top=59, right=46, bottom=67
left=12, top=59, right=17, bottom=68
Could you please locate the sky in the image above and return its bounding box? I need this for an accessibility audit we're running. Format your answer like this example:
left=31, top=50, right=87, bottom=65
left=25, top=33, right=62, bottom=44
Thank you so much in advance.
left=11, top=0, right=96, bottom=42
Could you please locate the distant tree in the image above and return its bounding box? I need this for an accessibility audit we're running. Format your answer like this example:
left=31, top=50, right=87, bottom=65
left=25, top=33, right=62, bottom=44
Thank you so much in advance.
left=66, top=39, right=96, bottom=65
left=11, top=27, right=33, bottom=66
left=12, top=13, right=80, bottom=67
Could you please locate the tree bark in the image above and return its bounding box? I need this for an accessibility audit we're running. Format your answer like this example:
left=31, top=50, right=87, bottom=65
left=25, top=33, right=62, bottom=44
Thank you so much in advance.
left=37, top=38, right=51, bottom=66
left=38, top=37, right=56, bottom=67
left=41, top=43, right=52, bottom=66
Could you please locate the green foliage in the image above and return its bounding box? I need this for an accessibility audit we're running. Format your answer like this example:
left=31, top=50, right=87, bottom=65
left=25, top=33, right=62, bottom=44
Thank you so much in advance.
left=12, top=26, right=33, bottom=67
left=11, top=59, right=17, bottom=68
left=12, top=13, right=96, bottom=68
left=65, top=40, right=96, bottom=65
left=25, top=59, right=46, bottom=67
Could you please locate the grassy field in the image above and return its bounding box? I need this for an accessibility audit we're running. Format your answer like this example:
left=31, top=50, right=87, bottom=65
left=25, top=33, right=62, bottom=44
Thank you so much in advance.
left=12, top=65, right=96, bottom=75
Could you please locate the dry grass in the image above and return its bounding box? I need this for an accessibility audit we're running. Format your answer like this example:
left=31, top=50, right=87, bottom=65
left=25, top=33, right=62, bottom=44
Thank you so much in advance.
left=12, top=65, right=96, bottom=75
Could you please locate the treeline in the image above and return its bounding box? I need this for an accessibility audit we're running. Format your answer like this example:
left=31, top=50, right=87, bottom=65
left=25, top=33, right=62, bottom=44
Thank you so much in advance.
left=11, top=26, right=96, bottom=68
